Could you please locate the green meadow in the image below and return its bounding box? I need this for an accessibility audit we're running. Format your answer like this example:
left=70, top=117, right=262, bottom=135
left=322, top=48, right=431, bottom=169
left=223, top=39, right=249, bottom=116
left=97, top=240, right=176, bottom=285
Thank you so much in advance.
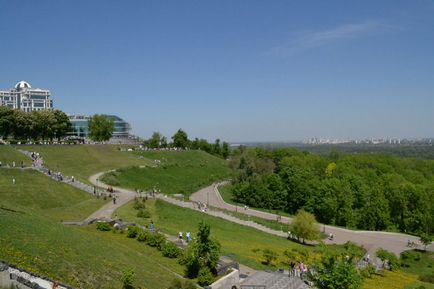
left=102, top=150, right=231, bottom=196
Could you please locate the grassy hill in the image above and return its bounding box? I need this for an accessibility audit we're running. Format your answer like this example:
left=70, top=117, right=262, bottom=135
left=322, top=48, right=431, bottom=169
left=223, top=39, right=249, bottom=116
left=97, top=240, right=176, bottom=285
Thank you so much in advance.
left=0, top=145, right=30, bottom=166
left=20, top=145, right=152, bottom=183
left=102, top=150, right=231, bottom=196
left=0, top=169, right=184, bottom=289
left=115, top=199, right=351, bottom=270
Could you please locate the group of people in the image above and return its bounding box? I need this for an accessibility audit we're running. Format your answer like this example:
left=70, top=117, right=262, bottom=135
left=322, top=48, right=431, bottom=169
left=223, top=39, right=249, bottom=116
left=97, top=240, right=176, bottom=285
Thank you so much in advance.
left=289, top=260, right=308, bottom=279
left=178, top=231, right=192, bottom=243
left=196, top=202, right=208, bottom=212
left=30, top=152, right=43, bottom=167
left=0, top=160, right=25, bottom=168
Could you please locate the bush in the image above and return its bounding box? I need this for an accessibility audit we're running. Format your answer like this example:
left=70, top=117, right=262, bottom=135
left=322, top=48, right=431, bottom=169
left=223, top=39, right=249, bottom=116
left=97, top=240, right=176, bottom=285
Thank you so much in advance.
left=147, top=233, right=166, bottom=250
left=126, top=226, right=139, bottom=238
left=262, top=249, right=278, bottom=265
left=162, top=242, right=181, bottom=258
left=96, top=222, right=111, bottom=231
left=360, top=264, right=376, bottom=279
left=400, top=250, right=421, bottom=261
left=133, top=201, right=146, bottom=210
left=121, top=268, right=135, bottom=289
left=137, top=231, right=149, bottom=242
left=376, top=248, right=400, bottom=270
left=197, top=267, right=214, bottom=286
left=136, top=209, right=150, bottom=218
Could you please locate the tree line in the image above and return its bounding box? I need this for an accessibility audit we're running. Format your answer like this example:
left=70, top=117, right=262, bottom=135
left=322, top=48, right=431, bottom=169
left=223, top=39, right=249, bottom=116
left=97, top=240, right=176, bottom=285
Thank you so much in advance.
left=229, top=147, right=434, bottom=235
left=0, top=106, right=71, bottom=141
left=143, top=129, right=230, bottom=159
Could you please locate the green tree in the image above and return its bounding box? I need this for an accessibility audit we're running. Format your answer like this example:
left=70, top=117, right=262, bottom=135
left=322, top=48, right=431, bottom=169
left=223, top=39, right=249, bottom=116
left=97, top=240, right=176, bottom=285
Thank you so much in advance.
left=222, top=142, right=230, bottom=159
left=0, top=106, right=15, bottom=139
left=52, top=110, right=71, bottom=140
left=419, top=233, right=433, bottom=251
left=212, top=139, right=221, bottom=156
left=325, top=162, right=337, bottom=177
left=32, top=110, right=57, bottom=140
left=171, top=129, right=190, bottom=149
left=88, top=114, right=114, bottom=142
left=310, top=256, right=363, bottom=289
left=184, top=222, right=220, bottom=278
left=289, top=209, right=320, bottom=243
left=147, top=131, right=163, bottom=148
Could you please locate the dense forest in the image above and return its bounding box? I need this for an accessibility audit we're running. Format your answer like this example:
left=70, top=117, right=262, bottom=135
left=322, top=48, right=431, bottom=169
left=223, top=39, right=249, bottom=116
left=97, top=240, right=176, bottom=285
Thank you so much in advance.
left=229, top=147, right=434, bottom=235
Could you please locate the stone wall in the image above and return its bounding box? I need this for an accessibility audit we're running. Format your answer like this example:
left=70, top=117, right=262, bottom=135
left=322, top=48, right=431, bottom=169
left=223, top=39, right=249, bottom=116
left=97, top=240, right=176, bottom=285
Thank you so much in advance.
left=208, top=269, right=239, bottom=289
left=0, top=262, right=71, bottom=289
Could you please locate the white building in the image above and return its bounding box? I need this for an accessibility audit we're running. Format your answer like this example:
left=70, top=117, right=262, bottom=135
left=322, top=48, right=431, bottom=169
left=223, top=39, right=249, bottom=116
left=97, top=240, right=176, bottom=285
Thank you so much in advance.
left=0, top=81, right=53, bottom=112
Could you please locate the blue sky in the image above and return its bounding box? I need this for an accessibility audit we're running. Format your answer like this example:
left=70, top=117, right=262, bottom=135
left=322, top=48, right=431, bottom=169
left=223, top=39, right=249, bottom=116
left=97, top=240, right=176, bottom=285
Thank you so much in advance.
left=1, top=1, right=433, bottom=142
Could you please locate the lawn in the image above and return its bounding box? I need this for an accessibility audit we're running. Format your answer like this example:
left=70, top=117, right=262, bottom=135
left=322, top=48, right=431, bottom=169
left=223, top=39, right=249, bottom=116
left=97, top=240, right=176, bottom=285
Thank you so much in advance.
left=115, top=198, right=349, bottom=270
left=0, top=145, right=30, bottom=166
left=364, top=270, right=434, bottom=289
left=0, top=169, right=184, bottom=289
left=102, top=150, right=231, bottom=196
left=20, top=145, right=152, bottom=183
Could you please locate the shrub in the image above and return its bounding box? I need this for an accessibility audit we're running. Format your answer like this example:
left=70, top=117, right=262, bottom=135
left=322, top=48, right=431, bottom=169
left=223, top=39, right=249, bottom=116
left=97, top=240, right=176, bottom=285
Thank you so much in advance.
left=360, top=264, right=376, bottom=279
left=162, top=242, right=181, bottom=258
left=137, top=231, right=149, bottom=242
left=126, top=226, right=139, bottom=238
left=376, top=248, right=400, bottom=270
left=133, top=201, right=146, bottom=210
left=121, top=268, right=135, bottom=289
left=262, top=249, right=278, bottom=265
left=197, top=267, right=214, bottom=286
left=147, top=233, right=166, bottom=250
left=136, top=209, right=150, bottom=218
left=400, top=250, right=421, bottom=261
left=96, top=222, right=111, bottom=231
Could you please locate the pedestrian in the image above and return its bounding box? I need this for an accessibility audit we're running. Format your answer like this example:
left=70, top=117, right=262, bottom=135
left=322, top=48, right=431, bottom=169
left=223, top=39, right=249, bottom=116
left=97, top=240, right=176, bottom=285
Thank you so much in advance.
left=298, top=261, right=305, bottom=279
left=0, top=161, right=2, bottom=167
left=112, top=196, right=116, bottom=205
left=290, top=260, right=295, bottom=277
left=12, top=178, right=16, bottom=185
left=150, top=221, right=155, bottom=232
left=178, top=231, right=183, bottom=240
left=71, top=176, right=75, bottom=182
left=93, top=186, right=96, bottom=195
left=186, top=231, right=191, bottom=243
left=12, top=161, right=15, bottom=167
left=20, top=161, right=24, bottom=168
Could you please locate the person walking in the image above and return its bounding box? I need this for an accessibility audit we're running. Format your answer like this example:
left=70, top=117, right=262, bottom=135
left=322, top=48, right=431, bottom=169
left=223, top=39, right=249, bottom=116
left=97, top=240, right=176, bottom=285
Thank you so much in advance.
left=290, top=260, right=296, bottom=277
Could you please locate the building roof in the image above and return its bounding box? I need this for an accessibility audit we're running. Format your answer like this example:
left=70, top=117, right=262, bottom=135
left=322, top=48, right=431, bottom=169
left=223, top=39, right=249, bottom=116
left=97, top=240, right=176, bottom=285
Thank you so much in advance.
left=15, top=81, right=31, bottom=90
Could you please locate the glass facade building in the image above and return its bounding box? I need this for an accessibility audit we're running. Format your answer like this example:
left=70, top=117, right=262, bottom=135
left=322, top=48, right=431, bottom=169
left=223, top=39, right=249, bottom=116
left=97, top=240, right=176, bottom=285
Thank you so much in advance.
left=68, top=115, right=131, bottom=138
left=0, top=81, right=53, bottom=112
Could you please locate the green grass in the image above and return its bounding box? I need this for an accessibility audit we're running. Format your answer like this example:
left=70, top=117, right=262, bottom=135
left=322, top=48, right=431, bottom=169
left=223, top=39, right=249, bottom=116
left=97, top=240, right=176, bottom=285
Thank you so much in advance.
left=0, top=169, right=106, bottom=221
left=0, top=169, right=184, bottom=288
left=116, top=199, right=348, bottom=270
left=401, top=250, right=434, bottom=277
left=103, top=150, right=231, bottom=196
left=0, top=145, right=29, bottom=166
left=21, top=145, right=152, bottom=183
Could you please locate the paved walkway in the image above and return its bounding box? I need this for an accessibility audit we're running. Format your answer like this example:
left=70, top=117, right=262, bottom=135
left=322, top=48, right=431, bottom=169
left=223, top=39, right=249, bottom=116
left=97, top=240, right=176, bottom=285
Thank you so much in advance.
left=190, top=182, right=434, bottom=256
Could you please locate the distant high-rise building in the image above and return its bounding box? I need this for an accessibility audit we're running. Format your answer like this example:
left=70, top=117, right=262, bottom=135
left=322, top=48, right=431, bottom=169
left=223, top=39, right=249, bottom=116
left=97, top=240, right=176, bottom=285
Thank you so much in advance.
left=0, top=81, right=53, bottom=112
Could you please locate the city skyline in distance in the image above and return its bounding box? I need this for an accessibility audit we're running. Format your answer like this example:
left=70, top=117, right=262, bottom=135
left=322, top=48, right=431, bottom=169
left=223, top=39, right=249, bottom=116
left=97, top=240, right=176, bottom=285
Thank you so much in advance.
left=1, top=1, right=433, bottom=142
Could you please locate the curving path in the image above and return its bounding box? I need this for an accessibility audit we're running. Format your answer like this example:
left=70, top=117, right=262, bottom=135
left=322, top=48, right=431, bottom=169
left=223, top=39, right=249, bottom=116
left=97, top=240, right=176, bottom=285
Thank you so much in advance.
left=190, top=182, right=434, bottom=256
left=86, top=172, right=136, bottom=221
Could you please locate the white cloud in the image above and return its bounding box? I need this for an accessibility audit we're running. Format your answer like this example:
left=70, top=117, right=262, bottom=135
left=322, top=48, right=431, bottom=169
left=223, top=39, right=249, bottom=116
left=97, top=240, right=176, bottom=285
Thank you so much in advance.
left=268, top=20, right=394, bottom=56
